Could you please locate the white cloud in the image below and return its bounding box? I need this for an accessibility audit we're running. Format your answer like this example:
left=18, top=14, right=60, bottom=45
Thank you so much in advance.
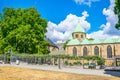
left=87, top=30, right=109, bottom=39
left=74, top=0, right=99, bottom=7
left=47, top=0, right=120, bottom=42
left=82, top=11, right=89, bottom=17
left=87, top=0, right=120, bottom=39
left=46, top=11, right=90, bottom=42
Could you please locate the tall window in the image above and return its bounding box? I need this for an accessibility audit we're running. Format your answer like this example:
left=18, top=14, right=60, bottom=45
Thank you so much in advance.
left=107, top=45, right=112, bottom=58
left=83, top=47, right=87, bottom=56
left=73, top=47, right=77, bottom=56
left=94, top=46, right=99, bottom=55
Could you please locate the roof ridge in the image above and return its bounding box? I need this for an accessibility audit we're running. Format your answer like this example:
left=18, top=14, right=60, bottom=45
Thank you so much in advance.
left=73, top=23, right=85, bottom=33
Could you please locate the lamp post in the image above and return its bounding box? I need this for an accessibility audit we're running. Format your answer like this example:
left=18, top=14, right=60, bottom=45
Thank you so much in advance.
left=57, top=42, right=63, bottom=69
left=58, top=46, right=61, bottom=69
left=8, top=49, right=12, bottom=65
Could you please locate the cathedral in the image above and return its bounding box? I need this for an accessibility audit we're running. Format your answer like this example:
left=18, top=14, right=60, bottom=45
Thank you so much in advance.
left=66, top=23, right=120, bottom=65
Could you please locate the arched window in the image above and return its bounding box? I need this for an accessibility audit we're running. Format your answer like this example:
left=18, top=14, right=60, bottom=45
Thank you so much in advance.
left=73, top=47, right=77, bottom=56
left=81, top=35, right=83, bottom=38
left=75, top=34, right=78, bottom=38
left=94, top=46, right=99, bottom=55
left=107, top=45, right=112, bottom=58
left=83, top=47, right=87, bottom=56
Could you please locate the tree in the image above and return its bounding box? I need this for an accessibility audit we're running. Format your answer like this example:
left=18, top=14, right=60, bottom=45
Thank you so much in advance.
left=0, top=7, right=49, bottom=54
left=114, top=0, right=120, bottom=29
left=63, top=40, right=69, bottom=50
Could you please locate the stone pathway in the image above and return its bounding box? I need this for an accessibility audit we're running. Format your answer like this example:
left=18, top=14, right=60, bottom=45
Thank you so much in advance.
left=0, top=63, right=120, bottom=77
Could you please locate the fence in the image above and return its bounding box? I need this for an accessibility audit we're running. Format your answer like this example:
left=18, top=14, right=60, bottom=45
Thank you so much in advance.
left=0, top=53, right=107, bottom=68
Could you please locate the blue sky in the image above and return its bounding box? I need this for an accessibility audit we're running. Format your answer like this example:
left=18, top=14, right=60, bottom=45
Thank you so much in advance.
left=0, top=0, right=120, bottom=42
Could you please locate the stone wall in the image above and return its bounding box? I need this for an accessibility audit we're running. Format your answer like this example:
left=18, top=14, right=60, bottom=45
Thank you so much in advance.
left=66, top=43, right=120, bottom=65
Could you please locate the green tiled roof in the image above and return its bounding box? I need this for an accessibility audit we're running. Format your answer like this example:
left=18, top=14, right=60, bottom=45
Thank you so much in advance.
left=103, top=38, right=114, bottom=43
left=67, top=39, right=80, bottom=45
left=68, top=35, right=73, bottom=40
left=67, top=38, right=120, bottom=46
left=116, top=38, right=120, bottom=43
left=112, top=38, right=119, bottom=42
left=100, top=39, right=105, bottom=43
left=92, top=38, right=101, bottom=44
left=81, top=38, right=90, bottom=44
left=73, top=23, right=85, bottom=33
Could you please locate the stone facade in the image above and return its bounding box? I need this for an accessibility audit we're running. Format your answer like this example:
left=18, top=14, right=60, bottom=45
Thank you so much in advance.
left=66, top=44, right=120, bottom=58
left=72, top=32, right=86, bottom=41
left=66, top=23, right=120, bottom=66
left=45, top=38, right=59, bottom=53
left=49, top=46, right=58, bottom=52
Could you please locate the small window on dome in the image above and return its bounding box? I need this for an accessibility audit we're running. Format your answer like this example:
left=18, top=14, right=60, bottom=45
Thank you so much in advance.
left=75, top=34, right=78, bottom=38
left=81, top=35, right=83, bottom=38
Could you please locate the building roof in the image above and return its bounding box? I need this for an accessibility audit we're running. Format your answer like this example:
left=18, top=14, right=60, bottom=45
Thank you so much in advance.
left=81, top=38, right=90, bottom=44
left=103, top=38, right=114, bottom=43
left=67, top=38, right=120, bottom=46
left=66, top=23, right=120, bottom=46
left=116, top=38, right=120, bottom=43
left=68, top=35, right=73, bottom=40
left=45, top=38, right=58, bottom=48
left=92, top=38, right=101, bottom=44
left=73, top=23, right=85, bottom=33
left=67, top=39, right=80, bottom=46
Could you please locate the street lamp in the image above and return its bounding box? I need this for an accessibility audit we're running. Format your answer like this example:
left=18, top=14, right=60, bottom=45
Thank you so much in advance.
left=57, top=42, right=63, bottom=69
left=8, top=49, right=12, bottom=65
left=58, top=46, right=61, bottom=69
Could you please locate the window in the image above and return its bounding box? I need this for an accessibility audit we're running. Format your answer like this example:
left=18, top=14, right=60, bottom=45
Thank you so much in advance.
left=73, top=47, right=77, bottom=56
left=107, top=45, right=112, bottom=58
left=94, top=46, right=99, bottom=55
left=81, top=35, right=83, bottom=38
left=83, top=47, right=87, bottom=56
left=75, top=34, right=78, bottom=38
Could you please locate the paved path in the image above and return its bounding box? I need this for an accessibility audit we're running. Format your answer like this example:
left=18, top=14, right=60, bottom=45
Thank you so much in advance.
left=0, top=63, right=120, bottom=77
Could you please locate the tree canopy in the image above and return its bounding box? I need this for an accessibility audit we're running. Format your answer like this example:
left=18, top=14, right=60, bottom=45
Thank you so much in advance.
left=0, top=7, right=49, bottom=54
left=114, top=0, right=120, bottom=29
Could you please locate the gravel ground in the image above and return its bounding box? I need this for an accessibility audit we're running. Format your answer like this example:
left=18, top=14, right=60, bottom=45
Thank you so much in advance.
left=0, top=63, right=120, bottom=77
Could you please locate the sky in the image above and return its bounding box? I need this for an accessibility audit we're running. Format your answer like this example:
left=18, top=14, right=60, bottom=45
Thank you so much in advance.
left=0, top=0, right=120, bottom=42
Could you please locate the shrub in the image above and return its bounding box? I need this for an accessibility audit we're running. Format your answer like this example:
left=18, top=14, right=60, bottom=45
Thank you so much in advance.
left=77, top=61, right=82, bottom=65
left=73, top=61, right=82, bottom=65
left=69, top=62, right=73, bottom=66
left=88, top=65, right=95, bottom=69
left=84, top=63, right=89, bottom=65
left=73, top=62, right=77, bottom=65
left=64, top=60, right=68, bottom=65
left=97, top=57, right=105, bottom=65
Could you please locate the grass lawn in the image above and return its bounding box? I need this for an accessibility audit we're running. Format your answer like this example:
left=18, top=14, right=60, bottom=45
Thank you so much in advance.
left=0, top=66, right=119, bottom=80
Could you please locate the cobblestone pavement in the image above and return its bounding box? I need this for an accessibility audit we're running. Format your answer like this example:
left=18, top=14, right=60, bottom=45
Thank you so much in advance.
left=0, top=63, right=120, bottom=77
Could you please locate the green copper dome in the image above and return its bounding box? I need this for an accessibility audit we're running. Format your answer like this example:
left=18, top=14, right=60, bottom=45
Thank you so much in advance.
left=73, top=23, right=85, bottom=33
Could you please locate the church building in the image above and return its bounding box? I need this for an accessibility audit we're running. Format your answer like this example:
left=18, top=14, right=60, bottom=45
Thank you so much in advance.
left=66, top=23, right=120, bottom=65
